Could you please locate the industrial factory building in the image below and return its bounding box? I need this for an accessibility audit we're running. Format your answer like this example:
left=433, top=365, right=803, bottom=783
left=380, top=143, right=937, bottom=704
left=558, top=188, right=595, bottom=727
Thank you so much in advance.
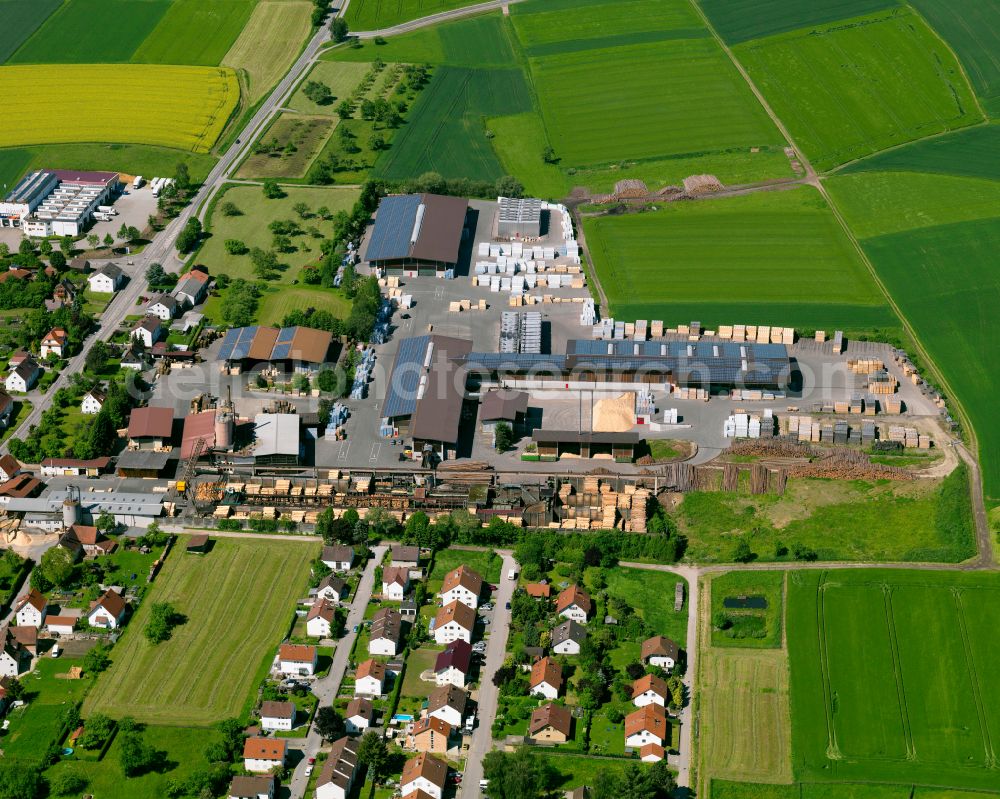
left=495, top=196, right=542, bottom=239
left=363, top=193, right=468, bottom=276
left=217, top=325, right=334, bottom=373
left=0, top=169, right=120, bottom=236
left=4, top=489, right=164, bottom=532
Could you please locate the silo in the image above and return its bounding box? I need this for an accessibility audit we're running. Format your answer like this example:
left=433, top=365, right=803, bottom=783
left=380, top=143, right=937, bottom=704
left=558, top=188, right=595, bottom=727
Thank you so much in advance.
left=214, top=405, right=234, bottom=450
left=62, top=498, right=80, bottom=528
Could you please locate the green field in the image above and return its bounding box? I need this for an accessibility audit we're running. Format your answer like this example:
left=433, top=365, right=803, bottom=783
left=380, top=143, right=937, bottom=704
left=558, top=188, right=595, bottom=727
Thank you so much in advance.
left=697, top=0, right=899, bottom=45
left=82, top=536, right=314, bottom=726
left=583, top=186, right=891, bottom=329
left=908, top=0, right=1000, bottom=116
left=598, top=566, right=688, bottom=644
left=679, top=468, right=975, bottom=563
left=530, top=36, right=783, bottom=167
left=427, top=548, right=503, bottom=590
left=736, top=9, right=981, bottom=170
left=787, top=569, right=1000, bottom=790
left=0, top=0, right=61, bottom=63
left=288, top=61, right=372, bottom=115
left=711, top=782, right=1000, bottom=799
left=131, top=0, right=256, bottom=65
left=345, top=0, right=482, bottom=30
left=257, top=285, right=352, bottom=326
left=236, top=114, right=336, bottom=179
left=10, top=0, right=171, bottom=63
left=374, top=66, right=531, bottom=181
left=710, top=571, right=784, bottom=648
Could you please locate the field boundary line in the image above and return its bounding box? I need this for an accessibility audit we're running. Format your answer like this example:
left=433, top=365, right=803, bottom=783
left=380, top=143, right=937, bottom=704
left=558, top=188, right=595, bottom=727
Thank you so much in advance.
left=881, top=585, right=916, bottom=760
left=951, top=588, right=997, bottom=767
left=815, top=573, right=841, bottom=760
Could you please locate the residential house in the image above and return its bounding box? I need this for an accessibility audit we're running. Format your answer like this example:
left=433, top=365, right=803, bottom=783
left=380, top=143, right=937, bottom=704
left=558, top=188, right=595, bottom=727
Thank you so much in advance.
left=147, top=294, right=180, bottom=321
left=127, top=406, right=173, bottom=449
left=439, top=565, right=482, bottom=609
left=0, top=268, right=31, bottom=284
left=632, top=674, right=669, bottom=708
left=641, top=636, right=679, bottom=671
left=46, top=615, right=77, bottom=636
left=434, top=640, right=471, bottom=688
left=9, top=626, right=37, bottom=657
left=46, top=280, right=75, bottom=312
left=14, top=589, right=47, bottom=628
left=173, top=267, right=210, bottom=307
left=316, top=574, right=349, bottom=604
left=119, top=344, right=148, bottom=371
left=407, top=716, right=456, bottom=755
left=369, top=607, right=404, bottom=656
left=381, top=565, right=410, bottom=601
left=260, top=700, right=295, bottom=732
left=59, top=524, right=116, bottom=560
left=639, top=743, right=666, bottom=763
left=0, top=473, right=42, bottom=505
left=87, top=589, right=126, bottom=629
left=555, top=585, right=592, bottom=624
left=5, top=358, right=40, bottom=393
left=354, top=658, right=386, bottom=697
left=427, top=684, right=467, bottom=729
left=306, top=598, right=337, bottom=638
left=551, top=620, right=587, bottom=655
left=0, top=629, right=28, bottom=677
left=390, top=545, right=420, bottom=569
left=278, top=644, right=317, bottom=676
left=432, top=600, right=475, bottom=645
left=400, top=752, right=448, bottom=799
left=40, top=328, right=68, bottom=359
left=315, top=736, right=360, bottom=799
left=228, top=774, right=275, bottom=799
left=243, top=737, right=287, bottom=773
left=345, top=697, right=375, bottom=734
left=0, top=389, right=13, bottom=428
left=87, top=263, right=124, bottom=294
left=624, top=704, right=668, bottom=752
left=529, top=656, right=563, bottom=700
left=40, top=457, right=110, bottom=477
left=529, top=703, right=573, bottom=744
left=321, top=545, right=355, bottom=571
left=81, top=389, right=105, bottom=415
left=525, top=583, right=551, bottom=599
left=131, top=315, right=163, bottom=348
left=0, top=455, right=21, bottom=483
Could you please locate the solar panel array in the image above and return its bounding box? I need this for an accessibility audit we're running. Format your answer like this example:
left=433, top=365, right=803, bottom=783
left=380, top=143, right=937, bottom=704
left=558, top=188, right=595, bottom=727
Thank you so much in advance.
left=365, top=194, right=422, bottom=262
left=217, top=325, right=260, bottom=361
left=383, top=335, right=430, bottom=419
left=463, top=353, right=567, bottom=373
left=271, top=327, right=297, bottom=360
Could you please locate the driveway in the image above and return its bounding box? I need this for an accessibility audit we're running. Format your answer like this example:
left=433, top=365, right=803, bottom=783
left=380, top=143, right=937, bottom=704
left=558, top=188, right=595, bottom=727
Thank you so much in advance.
left=287, top=544, right=386, bottom=799
left=458, top=552, right=517, bottom=799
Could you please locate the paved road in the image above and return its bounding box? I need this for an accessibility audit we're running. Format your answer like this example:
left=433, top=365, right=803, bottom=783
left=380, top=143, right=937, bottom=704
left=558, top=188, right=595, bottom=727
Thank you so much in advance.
left=161, top=525, right=322, bottom=543
left=458, top=552, right=517, bottom=799
left=353, top=0, right=527, bottom=38
left=287, top=544, right=386, bottom=799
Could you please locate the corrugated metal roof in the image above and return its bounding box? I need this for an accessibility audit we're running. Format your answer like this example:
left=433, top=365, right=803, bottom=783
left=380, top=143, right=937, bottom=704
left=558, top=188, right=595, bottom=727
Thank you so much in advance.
left=253, top=414, right=300, bottom=457
left=365, top=193, right=467, bottom=265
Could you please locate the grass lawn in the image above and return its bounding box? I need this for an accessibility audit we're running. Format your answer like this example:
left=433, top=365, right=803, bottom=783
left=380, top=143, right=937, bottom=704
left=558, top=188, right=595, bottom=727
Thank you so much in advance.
left=288, top=61, right=372, bottom=115
left=255, top=285, right=352, bottom=327
left=597, top=567, right=688, bottom=643
left=583, top=185, right=892, bottom=331
left=709, top=571, right=784, bottom=648
left=0, top=399, right=31, bottom=443
left=345, top=0, right=480, bottom=30
left=235, top=114, right=336, bottom=179
left=400, top=648, right=439, bottom=697
left=699, top=0, right=898, bottom=45
left=428, top=548, right=503, bottom=592
left=531, top=752, right=648, bottom=790
left=587, top=707, right=626, bottom=756
left=131, top=0, right=256, bottom=66
left=83, top=536, right=313, bottom=726
left=787, top=569, right=1000, bottom=791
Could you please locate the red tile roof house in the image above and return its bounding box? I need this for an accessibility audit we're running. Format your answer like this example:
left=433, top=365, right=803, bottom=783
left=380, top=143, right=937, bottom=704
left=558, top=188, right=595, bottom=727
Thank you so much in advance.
left=432, top=600, right=475, bottom=645
left=354, top=658, right=386, bottom=697
left=14, top=589, right=47, bottom=628
left=127, top=406, right=174, bottom=450
left=641, top=635, right=680, bottom=671
left=315, top=735, right=360, bottom=799
left=400, top=752, right=449, bottom=799
left=0, top=454, right=21, bottom=483
left=632, top=674, right=669, bottom=708
left=555, top=585, right=593, bottom=624
left=427, top=684, right=467, bottom=728
left=277, top=643, right=317, bottom=676
left=381, top=565, right=410, bottom=601
left=434, top=640, right=472, bottom=688
left=87, top=589, right=127, bottom=629
left=439, top=565, right=483, bottom=609
left=624, top=704, right=669, bottom=756
left=345, top=696, right=375, bottom=734
left=529, top=656, right=564, bottom=700
left=243, top=736, right=287, bottom=773
left=40, top=327, right=68, bottom=359
left=59, top=524, right=116, bottom=561
left=306, top=598, right=337, bottom=638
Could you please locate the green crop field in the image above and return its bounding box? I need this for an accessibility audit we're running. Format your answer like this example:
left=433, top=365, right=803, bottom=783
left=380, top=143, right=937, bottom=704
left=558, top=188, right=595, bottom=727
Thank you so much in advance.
left=288, top=61, right=372, bottom=114
left=837, top=124, right=1000, bottom=181
left=735, top=9, right=982, bottom=171
left=9, top=0, right=171, bottom=63
left=787, top=569, right=1000, bottom=791
left=0, top=0, right=60, bottom=63
left=908, top=0, right=1000, bottom=116
left=83, top=537, right=314, bottom=726
left=374, top=66, right=532, bottom=181
left=860, top=219, right=1000, bottom=506
left=0, top=64, right=239, bottom=152
left=710, top=782, right=1000, bottom=799
left=710, top=571, right=784, bottom=648
left=697, top=0, right=899, bottom=45
left=346, top=0, right=485, bottom=30
left=222, top=0, right=314, bottom=103
left=132, top=0, right=256, bottom=66
left=583, top=186, right=891, bottom=330
left=530, top=37, right=783, bottom=167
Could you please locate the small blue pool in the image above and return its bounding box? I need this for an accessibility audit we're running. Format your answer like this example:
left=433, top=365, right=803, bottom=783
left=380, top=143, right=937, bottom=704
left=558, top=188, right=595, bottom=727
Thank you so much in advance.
left=61, top=748, right=74, bottom=756
left=393, top=714, right=414, bottom=723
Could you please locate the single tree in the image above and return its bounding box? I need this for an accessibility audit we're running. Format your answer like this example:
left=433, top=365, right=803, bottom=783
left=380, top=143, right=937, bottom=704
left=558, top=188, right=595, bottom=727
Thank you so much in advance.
left=103, top=233, right=114, bottom=249
left=40, top=546, right=74, bottom=588
left=494, top=421, right=514, bottom=452
left=85, top=340, right=109, bottom=373
left=49, top=250, right=67, bottom=270
left=87, top=234, right=100, bottom=250
left=331, top=17, right=349, bottom=42
left=314, top=706, right=345, bottom=741
left=357, top=730, right=389, bottom=783
left=220, top=201, right=242, bottom=217
left=262, top=179, right=285, bottom=199
left=174, top=162, right=191, bottom=191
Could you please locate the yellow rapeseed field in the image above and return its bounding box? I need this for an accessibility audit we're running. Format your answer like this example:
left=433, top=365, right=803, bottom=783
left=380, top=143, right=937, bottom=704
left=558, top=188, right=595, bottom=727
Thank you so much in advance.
left=0, top=63, right=239, bottom=153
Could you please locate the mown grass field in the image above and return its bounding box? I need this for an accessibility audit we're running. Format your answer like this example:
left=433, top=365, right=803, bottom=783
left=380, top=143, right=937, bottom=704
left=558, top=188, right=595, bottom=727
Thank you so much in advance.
left=700, top=648, right=792, bottom=784
left=908, top=0, right=1000, bottom=116
left=697, top=0, right=899, bottom=45
left=787, top=569, right=1000, bottom=791
left=257, top=285, right=352, bottom=326
left=9, top=0, right=171, bottom=63
left=530, top=37, right=782, bottom=167
left=236, top=114, right=336, bottom=179
left=599, top=567, right=688, bottom=644
left=583, top=186, right=890, bottom=330
left=0, top=0, right=60, bottom=63
left=374, top=66, right=531, bottom=181
left=710, top=782, right=1000, bottom=799
left=345, top=0, right=483, bottom=30
left=131, top=0, right=256, bottom=66
left=222, top=0, right=314, bottom=103
left=678, top=467, right=975, bottom=563
left=736, top=9, right=981, bottom=171
left=709, top=571, right=784, bottom=648
left=288, top=61, right=371, bottom=114
left=83, top=537, right=314, bottom=726
left=0, top=64, right=238, bottom=152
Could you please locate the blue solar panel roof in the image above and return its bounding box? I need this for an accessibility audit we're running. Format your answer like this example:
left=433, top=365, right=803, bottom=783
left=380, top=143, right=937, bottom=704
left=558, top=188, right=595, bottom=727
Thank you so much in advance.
left=271, top=326, right=297, bottom=360
left=218, top=326, right=260, bottom=361
left=383, top=335, right=429, bottom=419
left=365, top=194, right=422, bottom=262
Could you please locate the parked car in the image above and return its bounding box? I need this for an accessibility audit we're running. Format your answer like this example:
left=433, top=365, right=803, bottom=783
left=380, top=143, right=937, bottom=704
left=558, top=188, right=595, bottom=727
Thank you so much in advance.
left=505, top=601, right=511, bottom=610
left=305, top=765, right=313, bottom=777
